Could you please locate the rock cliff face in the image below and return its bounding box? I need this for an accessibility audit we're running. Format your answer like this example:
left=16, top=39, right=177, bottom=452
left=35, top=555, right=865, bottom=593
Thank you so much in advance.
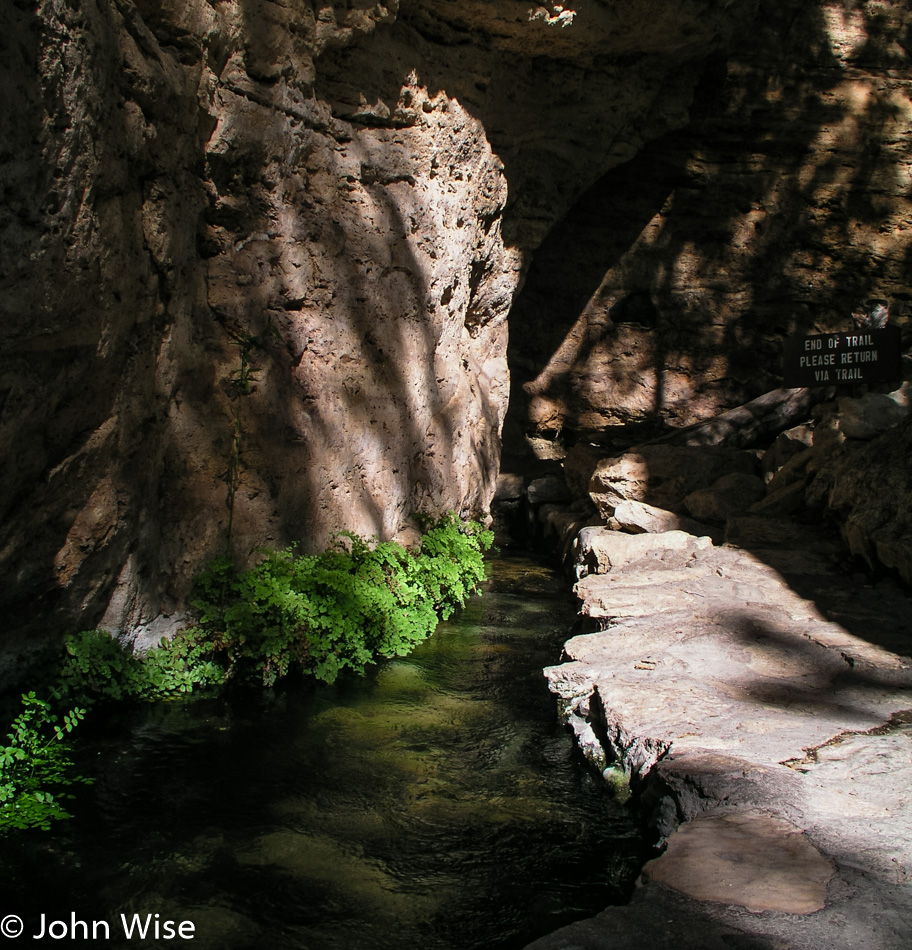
left=0, top=0, right=760, bottom=651
left=1, top=1, right=909, bottom=653
left=510, top=0, right=912, bottom=447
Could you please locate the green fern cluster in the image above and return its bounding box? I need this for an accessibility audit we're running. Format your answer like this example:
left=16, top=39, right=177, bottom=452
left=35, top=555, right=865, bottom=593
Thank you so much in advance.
left=53, top=513, right=492, bottom=696
left=55, top=627, right=227, bottom=705
left=1, top=514, right=492, bottom=834
left=191, top=512, right=493, bottom=685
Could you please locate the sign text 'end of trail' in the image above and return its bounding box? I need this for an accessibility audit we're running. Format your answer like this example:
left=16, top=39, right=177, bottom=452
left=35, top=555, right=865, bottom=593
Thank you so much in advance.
left=782, top=326, right=901, bottom=388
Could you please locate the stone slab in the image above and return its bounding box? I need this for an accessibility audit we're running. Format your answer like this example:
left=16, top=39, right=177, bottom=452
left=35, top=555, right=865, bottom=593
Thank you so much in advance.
left=536, top=518, right=912, bottom=950
left=641, top=812, right=835, bottom=914
left=572, top=527, right=714, bottom=579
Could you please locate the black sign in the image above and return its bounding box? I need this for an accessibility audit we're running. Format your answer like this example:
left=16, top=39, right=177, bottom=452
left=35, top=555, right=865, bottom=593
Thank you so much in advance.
left=782, top=326, right=902, bottom=387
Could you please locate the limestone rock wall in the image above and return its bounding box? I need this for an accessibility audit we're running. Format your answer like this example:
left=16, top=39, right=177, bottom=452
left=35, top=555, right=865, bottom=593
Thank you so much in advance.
left=0, top=0, right=760, bottom=652
left=510, top=0, right=912, bottom=446
left=811, top=412, right=912, bottom=585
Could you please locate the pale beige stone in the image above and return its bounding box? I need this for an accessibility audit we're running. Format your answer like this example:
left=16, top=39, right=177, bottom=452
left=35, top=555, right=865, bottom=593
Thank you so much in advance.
left=573, top=527, right=713, bottom=578
left=588, top=447, right=757, bottom=519
left=612, top=500, right=717, bottom=538
left=642, top=813, right=835, bottom=915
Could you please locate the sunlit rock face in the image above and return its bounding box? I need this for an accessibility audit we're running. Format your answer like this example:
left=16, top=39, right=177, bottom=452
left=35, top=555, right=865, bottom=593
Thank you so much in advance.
left=317, top=0, right=759, bottom=252
left=0, top=0, right=763, bottom=648
left=510, top=0, right=912, bottom=446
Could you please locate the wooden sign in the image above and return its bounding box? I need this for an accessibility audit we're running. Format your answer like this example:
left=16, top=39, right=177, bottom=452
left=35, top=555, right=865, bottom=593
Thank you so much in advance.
left=782, top=326, right=902, bottom=387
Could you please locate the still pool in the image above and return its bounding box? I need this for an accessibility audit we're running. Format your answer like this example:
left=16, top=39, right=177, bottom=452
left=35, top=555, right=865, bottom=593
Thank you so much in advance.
left=1, top=554, right=647, bottom=949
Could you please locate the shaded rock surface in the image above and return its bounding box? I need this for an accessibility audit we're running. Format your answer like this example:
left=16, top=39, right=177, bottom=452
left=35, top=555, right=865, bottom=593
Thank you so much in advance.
left=534, top=505, right=912, bottom=949
left=810, top=415, right=912, bottom=585
left=642, top=812, right=836, bottom=916
left=762, top=424, right=816, bottom=482
left=506, top=0, right=912, bottom=452
left=587, top=445, right=758, bottom=520
left=683, top=472, right=766, bottom=525
left=0, top=0, right=517, bottom=654
left=837, top=383, right=911, bottom=439
left=569, top=376, right=912, bottom=583
left=0, top=0, right=762, bottom=653
left=503, top=317, right=912, bottom=949
left=2, top=0, right=910, bottom=664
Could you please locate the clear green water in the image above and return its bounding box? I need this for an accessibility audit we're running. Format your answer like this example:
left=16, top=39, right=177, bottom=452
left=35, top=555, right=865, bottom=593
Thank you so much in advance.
left=1, top=554, right=646, bottom=949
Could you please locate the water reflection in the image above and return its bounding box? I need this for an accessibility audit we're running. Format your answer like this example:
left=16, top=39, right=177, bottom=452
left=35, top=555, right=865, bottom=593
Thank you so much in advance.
left=1, top=555, right=646, bottom=949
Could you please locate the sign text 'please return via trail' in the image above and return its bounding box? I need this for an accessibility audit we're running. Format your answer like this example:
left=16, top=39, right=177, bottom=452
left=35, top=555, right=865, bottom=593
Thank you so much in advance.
left=782, top=326, right=901, bottom=388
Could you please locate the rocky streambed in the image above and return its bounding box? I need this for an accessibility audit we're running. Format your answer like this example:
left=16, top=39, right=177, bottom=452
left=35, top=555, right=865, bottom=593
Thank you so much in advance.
left=502, top=386, right=912, bottom=950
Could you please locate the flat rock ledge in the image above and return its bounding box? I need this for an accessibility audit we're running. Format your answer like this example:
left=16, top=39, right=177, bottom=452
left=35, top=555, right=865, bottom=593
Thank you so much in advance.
left=527, top=526, right=912, bottom=950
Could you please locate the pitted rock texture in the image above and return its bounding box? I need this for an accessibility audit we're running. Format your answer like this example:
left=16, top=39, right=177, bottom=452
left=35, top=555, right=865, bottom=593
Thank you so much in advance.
left=315, top=0, right=758, bottom=252
left=507, top=0, right=912, bottom=449
left=0, top=0, right=764, bottom=653
left=809, top=414, right=912, bottom=584
left=1, top=0, right=511, bottom=648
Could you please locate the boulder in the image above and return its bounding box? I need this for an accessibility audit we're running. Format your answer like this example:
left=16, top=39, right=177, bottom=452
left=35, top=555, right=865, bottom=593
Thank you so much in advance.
left=561, top=443, right=601, bottom=499
left=808, top=415, right=912, bottom=583
left=874, top=536, right=912, bottom=584
left=837, top=383, right=911, bottom=440
left=571, top=527, right=713, bottom=579
left=764, top=446, right=814, bottom=495
left=767, top=426, right=845, bottom=507
left=588, top=446, right=757, bottom=520
left=746, top=480, right=807, bottom=518
left=493, top=474, right=526, bottom=502
left=761, top=424, right=814, bottom=483
left=526, top=474, right=573, bottom=506
left=537, top=503, right=591, bottom=554
left=683, top=473, right=766, bottom=525
left=612, top=500, right=719, bottom=540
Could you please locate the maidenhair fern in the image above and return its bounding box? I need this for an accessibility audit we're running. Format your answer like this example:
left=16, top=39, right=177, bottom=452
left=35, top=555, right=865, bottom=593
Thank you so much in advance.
left=2, top=513, right=493, bottom=834
left=53, top=512, right=493, bottom=696
left=190, top=512, right=494, bottom=685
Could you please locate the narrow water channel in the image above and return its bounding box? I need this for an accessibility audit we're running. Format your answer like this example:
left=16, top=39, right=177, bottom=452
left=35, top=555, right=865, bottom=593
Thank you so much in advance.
left=1, top=554, right=647, bottom=949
